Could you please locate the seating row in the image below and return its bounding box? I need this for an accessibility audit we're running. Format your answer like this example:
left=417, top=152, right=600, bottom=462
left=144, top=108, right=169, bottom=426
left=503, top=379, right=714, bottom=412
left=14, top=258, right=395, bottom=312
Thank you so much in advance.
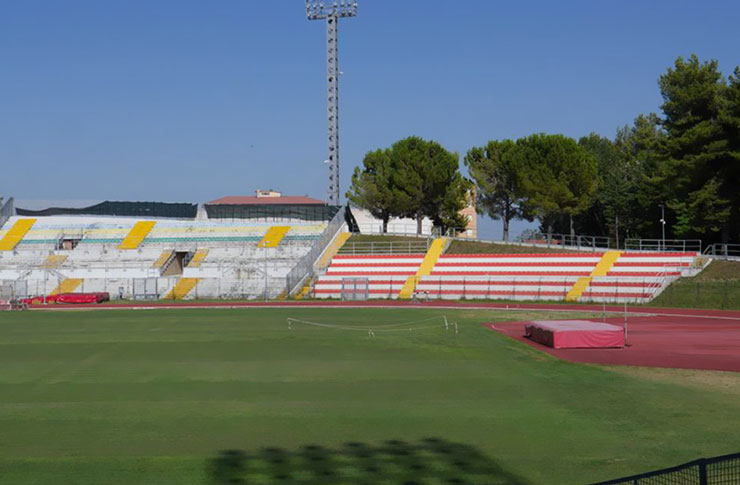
left=313, top=251, right=697, bottom=303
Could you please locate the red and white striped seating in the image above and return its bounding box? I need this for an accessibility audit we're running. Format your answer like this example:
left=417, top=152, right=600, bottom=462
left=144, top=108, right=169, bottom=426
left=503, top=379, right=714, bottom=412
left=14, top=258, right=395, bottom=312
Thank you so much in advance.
left=417, top=252, right=696, bottom=302
left=314, top=250, right=699, bottom=303
left=313, top=254, right=425, bottom=299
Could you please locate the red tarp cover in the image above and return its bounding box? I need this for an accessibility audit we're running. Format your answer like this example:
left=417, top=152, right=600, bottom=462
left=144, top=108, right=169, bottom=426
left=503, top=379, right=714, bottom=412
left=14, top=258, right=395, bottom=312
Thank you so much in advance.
left=22, top=292, right=110, bottom=305
left=524, top=320, right=624, bottom=349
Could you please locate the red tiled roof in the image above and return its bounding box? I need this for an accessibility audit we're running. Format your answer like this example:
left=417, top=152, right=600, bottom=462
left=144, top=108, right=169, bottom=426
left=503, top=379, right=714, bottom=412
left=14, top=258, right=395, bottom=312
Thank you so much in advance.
left=206, top=195, right=326, bottom=205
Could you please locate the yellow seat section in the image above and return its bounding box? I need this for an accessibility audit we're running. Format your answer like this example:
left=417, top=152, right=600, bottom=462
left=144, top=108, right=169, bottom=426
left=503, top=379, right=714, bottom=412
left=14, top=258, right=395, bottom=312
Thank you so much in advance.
left=0, top=219, right=37, bottom=250
left=40, top=254, right=68, bottom=269
left=591, top=250, right=622, bottom=277
left=317, top=232, right=351, bottom=270
left=164, top=278, right=200, bottom=300
left=398, top=275, right=421, bottom=300
left=258, top=226, right=291, bottom=248
left=565, top=250, right=622, bottom=301
left=152, top=250, right=173, bottom=269
left=187, top=249, right=209, bottom=268
left=49, top=278, right=83, bottom=295
left=295, top=283, right=312, bottom=300
left=119, top=221, right=156, bottom=250
left=565, top=276, right=592, bottom=301
left=398, top=237, right=447, bottom=299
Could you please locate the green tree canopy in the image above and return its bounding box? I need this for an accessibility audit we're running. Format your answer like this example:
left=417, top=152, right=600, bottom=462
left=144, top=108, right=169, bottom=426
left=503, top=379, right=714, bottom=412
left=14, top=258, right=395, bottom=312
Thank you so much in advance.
left=390, top=136, right=469, bottom=235
left=346, top=148, right=395, bottom=233
left=657, top=54, right=735, bottom=241
left=515, top=134, right=598, bottom=236
left=464, top=140, right=528, bottom=241
left=347, top=136, right=469, bottom=235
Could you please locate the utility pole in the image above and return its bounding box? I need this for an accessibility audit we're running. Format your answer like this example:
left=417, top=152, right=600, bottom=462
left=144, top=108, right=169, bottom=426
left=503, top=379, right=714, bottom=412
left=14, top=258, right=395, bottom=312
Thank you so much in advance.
left=306, top=1, right=358, bottom=206
left=659, top=203, right=666, bottom=251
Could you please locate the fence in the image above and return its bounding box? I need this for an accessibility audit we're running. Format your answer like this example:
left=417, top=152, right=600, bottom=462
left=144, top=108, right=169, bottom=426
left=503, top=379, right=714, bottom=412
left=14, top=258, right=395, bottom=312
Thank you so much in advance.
left=337, top=239, right=430, bottom=255
left=650, top=278, right=740, bottom=310
left=442, top=232, right=615, bottom=252
left=704, top=243, right=740, bottom=260
left=624, top=238, right=702, bottom=252
left=0, top=197, right=14, bottom=230
left=591, top=451, right=740, bottom=484
left=285, top=206, right=347, bottom=296
left=443, top=231, right=706, bottom=254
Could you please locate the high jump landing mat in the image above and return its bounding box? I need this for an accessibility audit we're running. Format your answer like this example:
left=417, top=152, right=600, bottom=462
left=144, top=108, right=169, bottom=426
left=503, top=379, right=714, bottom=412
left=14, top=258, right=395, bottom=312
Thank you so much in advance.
left=524, top=320, right=624, bottom=349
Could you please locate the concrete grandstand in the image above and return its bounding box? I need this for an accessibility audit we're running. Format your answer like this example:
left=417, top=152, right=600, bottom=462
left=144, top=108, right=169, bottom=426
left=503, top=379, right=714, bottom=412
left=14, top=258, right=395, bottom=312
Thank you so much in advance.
left=0, top=194, right=706, bottom=304
left=0, top=192, right=346, bottom=301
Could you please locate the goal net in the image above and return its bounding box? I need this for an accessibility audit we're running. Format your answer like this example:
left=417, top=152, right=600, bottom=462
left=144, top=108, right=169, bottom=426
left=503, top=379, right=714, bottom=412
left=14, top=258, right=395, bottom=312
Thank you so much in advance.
left=341, top=277, right=369, bottom=301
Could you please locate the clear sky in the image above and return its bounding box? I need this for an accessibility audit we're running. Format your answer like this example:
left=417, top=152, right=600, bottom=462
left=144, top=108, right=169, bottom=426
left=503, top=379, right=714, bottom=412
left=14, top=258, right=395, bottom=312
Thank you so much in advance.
left=2, top=1, right=739, bottom=238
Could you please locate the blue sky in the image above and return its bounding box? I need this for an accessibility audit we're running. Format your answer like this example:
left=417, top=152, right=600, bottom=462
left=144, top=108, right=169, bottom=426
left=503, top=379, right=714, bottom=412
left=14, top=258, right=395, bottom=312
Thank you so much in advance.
left=2, top=1, right=739, bottom=238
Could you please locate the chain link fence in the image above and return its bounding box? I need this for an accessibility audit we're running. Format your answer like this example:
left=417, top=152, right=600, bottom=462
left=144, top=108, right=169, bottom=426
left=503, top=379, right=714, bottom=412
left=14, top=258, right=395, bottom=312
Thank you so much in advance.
left=650, top=278, right=740, bottom=310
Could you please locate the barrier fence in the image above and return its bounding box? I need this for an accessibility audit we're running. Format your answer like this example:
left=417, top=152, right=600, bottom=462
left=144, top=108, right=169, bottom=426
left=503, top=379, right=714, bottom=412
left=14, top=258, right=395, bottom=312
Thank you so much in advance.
left=337, top=240, right=430, bottom=255
left=625, top=238, right=702, bottom=252
left=285, top=206, right=347, bottom=296
left=591, top=452, right=740, bottom=485
left=650, top=278, right=740, bottom=310
left=704, top=243, right=740, bottom=260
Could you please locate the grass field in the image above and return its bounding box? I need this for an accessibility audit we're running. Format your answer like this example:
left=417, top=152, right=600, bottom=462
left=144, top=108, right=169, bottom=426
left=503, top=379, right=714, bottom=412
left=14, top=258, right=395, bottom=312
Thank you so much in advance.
left=1, top=307, right=739, bottom=484
left=651, top=260, right=740, bottom=310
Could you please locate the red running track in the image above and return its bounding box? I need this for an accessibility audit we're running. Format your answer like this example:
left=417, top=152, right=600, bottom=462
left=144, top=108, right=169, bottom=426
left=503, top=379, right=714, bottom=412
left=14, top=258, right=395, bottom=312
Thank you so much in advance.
left=486, top=315, right=740, bottom=372
left=26, top=300, right=740, bottom=372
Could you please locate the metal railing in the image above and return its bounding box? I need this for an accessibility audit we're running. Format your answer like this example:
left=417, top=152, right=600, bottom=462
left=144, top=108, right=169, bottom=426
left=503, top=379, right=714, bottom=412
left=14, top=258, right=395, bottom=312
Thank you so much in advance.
left=624, top=238, right=702, bottom=252
left=0, top=197, right=14, bottom=230
left=519, top=233, right=613, bottom=251
left=703, top=243, right=740, bottom=260
left=337, top=240, right=430, bottom=255
left=591, top=451, right=740, bottom=485
left=285, top=207, right=347, bottom=296
left=443, top=232, right=615, bottom=252
left=357, top=222, right=432, bottom=236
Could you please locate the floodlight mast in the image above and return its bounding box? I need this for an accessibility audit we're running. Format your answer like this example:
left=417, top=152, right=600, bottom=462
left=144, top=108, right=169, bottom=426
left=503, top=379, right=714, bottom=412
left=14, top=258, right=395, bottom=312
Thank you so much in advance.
left=306, top=1, right=358, bottom=206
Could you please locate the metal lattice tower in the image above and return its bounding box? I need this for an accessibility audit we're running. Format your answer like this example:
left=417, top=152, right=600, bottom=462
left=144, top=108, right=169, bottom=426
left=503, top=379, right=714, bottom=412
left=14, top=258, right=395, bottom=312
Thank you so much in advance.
left=306, top=1, right=358, bottom=206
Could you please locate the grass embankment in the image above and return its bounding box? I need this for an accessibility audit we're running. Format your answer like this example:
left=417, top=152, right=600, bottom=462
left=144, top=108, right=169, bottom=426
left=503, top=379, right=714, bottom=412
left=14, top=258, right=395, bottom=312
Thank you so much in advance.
left=446, top=239, right=589, bottom=254
left=345, top=234, right=428, bottom=244
left=650, top=259, right=740, bottom=310
left=1, top=307, right=739, bottom=484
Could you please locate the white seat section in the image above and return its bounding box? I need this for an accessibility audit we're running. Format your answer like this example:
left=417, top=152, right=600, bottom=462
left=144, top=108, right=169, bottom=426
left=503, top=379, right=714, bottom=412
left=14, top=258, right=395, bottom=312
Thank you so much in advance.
left=0, top=214, right=328, bottom=300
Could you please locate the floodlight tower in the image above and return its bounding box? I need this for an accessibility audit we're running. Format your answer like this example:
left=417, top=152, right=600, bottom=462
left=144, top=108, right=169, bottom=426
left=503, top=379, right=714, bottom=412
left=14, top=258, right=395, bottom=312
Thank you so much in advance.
left=306, top=0, right=358, bottom=206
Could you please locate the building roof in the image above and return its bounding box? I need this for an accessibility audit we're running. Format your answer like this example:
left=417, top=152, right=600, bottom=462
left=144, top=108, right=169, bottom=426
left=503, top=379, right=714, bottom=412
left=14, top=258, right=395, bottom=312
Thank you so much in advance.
left=206, top=195, right=326, bottom=206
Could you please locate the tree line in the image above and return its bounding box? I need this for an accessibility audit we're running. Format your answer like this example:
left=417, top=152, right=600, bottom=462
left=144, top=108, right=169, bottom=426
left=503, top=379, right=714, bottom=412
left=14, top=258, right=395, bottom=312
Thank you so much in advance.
left=348, top=55, right=740, bottom=245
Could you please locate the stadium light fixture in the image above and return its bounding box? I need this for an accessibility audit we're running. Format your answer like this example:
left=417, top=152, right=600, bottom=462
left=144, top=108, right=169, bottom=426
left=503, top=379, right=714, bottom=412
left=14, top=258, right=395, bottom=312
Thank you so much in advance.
left=305, top=1, right=358, bottom=206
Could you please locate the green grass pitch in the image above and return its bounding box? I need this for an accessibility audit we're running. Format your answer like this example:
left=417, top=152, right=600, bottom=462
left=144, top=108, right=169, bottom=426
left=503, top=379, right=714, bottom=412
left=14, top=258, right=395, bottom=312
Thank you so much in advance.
left=1, top=307, right=739, bottom=484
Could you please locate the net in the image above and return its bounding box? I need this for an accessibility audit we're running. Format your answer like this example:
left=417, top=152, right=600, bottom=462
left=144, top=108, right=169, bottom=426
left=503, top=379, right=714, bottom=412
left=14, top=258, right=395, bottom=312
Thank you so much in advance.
left=286, top=315, right=457, bottom=336
left=341, top=277, right=369, bottom=301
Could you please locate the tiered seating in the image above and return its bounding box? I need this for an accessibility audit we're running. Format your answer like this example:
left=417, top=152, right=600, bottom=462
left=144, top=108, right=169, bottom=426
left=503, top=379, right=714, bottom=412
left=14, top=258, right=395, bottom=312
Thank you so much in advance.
left=313, top=254, right=426, bottom=298
left=0, top=216, right=326, bottom=249
left=417, top=253, right=599, bottom=301
left=0, top=215, right=328, bottom=300
left=314, top=250, right=699, bottom=303
left=0, top=219, right=36, bottom=250
left=417, top=252, right=696, bottom=303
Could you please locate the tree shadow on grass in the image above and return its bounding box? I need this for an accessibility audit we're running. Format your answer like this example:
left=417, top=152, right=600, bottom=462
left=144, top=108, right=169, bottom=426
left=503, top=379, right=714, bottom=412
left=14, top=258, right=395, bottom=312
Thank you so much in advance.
left=207, top=437, right=530, bottom=484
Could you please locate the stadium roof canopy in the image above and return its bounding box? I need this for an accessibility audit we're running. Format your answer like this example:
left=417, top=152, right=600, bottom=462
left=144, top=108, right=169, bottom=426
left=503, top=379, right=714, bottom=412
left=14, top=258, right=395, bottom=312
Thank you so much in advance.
left=207, top=195, right=326, bottom=206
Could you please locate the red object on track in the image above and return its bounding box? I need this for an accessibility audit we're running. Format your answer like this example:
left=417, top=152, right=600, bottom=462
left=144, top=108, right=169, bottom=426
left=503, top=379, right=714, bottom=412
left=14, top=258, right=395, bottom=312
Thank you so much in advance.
left=487, top=315, right=740, bottom=372
left=22, top=292, right=110, bottom=305
left=524, top=320, right=625, bottom=348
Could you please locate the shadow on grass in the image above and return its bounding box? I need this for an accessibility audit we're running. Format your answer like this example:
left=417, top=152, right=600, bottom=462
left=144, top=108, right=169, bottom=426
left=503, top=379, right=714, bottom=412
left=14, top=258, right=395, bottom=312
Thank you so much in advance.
left=207, top=437, right=530, bottom=484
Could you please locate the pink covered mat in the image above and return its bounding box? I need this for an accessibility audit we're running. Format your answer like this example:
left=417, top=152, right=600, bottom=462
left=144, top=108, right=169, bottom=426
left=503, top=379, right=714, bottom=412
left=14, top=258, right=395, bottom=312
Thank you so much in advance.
left=524, top=320, right=624, bottom=349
